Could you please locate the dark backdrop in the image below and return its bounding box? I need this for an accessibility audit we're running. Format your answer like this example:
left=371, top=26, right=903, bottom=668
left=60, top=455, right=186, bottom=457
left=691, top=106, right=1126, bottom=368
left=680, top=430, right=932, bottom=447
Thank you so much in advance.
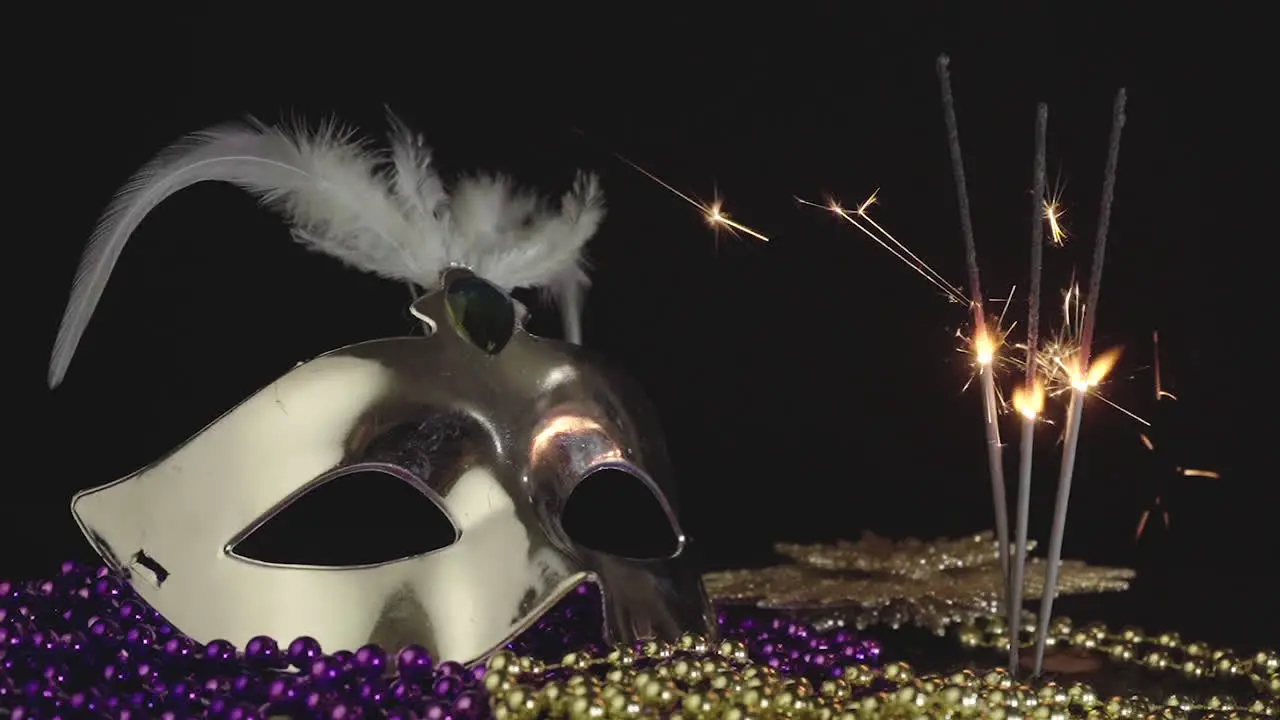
left=8, top=5, right=1274, bottom=649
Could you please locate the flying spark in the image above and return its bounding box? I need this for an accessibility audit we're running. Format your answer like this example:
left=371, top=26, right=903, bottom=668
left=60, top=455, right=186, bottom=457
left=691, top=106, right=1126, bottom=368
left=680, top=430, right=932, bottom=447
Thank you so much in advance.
left=797, top=192, right=967, bottom=304
left=1135, top=332, right=1220, bottom=540
left=614, top=154, right=770, bottom=243
left=1044, top=199, right=1068, bottom=246
left=802, top=191, right=1147, bottom=428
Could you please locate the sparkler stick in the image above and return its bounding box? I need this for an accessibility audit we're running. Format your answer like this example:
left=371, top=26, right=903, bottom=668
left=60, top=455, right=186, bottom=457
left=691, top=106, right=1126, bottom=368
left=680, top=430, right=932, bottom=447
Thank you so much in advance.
left=1033, top=88, right=1128, bottom=676
left=936, top=55, right=1011, bottom=609
left=1009, top=103, right=1049, bottom=675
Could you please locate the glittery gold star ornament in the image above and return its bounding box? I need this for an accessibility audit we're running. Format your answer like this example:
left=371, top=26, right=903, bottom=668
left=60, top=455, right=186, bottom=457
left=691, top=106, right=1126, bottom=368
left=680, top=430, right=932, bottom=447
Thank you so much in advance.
left=703, top=530, right=1135, bottom=634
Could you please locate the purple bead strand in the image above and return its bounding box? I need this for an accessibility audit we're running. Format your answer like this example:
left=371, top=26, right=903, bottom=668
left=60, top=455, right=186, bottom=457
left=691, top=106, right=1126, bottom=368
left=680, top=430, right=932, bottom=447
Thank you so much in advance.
left=2, top=561, right=880, bottom=718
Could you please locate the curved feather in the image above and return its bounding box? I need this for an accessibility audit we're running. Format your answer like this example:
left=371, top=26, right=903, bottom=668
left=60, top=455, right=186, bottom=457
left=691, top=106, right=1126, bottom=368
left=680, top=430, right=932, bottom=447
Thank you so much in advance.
left=447, top=170, right=605, bottom=290
left=384, top=109, right=447, bottom=226
left=48, top=122, right=419, bottom=388
left=51, top=116, right=608, bottom=387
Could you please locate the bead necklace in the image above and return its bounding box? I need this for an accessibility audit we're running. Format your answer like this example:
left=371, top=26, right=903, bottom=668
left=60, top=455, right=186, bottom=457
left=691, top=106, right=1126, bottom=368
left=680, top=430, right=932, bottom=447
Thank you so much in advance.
left=958, top=615, right=1279, bottom=708
left=488, top=633, right=1278, bottom=719
left=5, top=561, right=1278, bottom=718
left=0, top=563, right=880, bottom=718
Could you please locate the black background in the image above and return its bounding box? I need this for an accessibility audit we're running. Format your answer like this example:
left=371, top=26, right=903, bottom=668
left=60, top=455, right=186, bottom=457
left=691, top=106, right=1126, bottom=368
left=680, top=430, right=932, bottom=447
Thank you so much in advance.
left=8, top=5, right=1275, bottom=649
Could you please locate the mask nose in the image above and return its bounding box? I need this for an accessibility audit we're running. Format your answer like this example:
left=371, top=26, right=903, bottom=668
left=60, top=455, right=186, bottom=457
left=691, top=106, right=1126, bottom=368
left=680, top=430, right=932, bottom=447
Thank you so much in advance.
left=557, top=465, right=717, bottom=645
left=588, top=552, right=719, bottom=646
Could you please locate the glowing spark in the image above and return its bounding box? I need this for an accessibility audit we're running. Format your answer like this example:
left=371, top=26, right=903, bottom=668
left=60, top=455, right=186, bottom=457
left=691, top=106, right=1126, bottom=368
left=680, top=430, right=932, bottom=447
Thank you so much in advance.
left=1085, top=346, right=1123, bottom=386
left=1139, top=433, right=1154, bottom=450
left=857, top=189, right=879, bottom=215
left=797, top=193, right=968, bottom=304
left=706, top=201, right=771, bottom=243
left=1091, top=393, right=1150, bottom=426
left=1135, top=496, right=1170, bottom=540
left=974, top=329, right=996, bottom=366
left=1063, top=346, right=1122, bottom=390
left=614, top=153, right=769, bottom=243
left=1179, top=468, right=1221, bottom=479
left=1005, top=284, right=1148, bottom=427
left=1012, top=381, right=1046, bottom=420
left=1043, top=199, right=1068, bottom=246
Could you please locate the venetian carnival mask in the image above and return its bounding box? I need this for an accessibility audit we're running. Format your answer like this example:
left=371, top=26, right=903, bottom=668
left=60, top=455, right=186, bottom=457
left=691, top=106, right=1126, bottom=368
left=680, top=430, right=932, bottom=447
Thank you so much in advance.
left=49, top=113, right=717, bottom=665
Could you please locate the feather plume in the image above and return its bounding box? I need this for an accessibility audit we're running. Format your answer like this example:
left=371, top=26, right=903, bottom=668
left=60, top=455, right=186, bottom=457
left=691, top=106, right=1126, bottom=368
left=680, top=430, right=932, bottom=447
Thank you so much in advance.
left=49, top=116, right=606, bottom=388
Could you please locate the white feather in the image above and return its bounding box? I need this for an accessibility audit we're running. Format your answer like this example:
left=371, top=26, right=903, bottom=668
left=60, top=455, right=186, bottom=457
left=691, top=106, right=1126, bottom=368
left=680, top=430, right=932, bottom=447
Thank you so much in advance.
left=49, top=117, right=605, bottom=387
left=384, top=109, right=447, bottom=227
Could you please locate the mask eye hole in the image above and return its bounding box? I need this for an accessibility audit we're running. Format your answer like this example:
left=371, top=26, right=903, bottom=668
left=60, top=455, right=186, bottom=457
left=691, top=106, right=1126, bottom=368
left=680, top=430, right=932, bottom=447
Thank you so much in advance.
left=230, top=469, right=458, bottom=567
left=560, top=467, right=682, bottom=560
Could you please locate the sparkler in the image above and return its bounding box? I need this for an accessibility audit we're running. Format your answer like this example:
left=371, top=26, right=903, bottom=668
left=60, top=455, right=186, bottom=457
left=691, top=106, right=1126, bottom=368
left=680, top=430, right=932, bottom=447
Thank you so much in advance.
left=1008, top=102, right=1049, bottom=675
left=794, top=65, right=1151, bottom=674
left=1033, top=87, right=1128, bottom=676
left=936, top=54, right=1012, bottom=618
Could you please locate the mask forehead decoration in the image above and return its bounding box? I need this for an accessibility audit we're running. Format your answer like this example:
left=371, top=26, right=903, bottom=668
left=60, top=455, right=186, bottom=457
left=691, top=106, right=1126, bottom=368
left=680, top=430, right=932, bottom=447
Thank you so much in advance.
left=50, top=112, right=716, bottom=664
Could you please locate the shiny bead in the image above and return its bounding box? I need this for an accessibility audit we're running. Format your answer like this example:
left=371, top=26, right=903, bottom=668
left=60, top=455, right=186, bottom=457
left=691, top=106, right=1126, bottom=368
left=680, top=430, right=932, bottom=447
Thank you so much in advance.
left=1083, top=621, right=1108, bottom=640
left=640, top=639, right=672, bottom=659
left=432, top=673, right=463, bottom=700
left=1248, top=699, right=1277, bottom=716
left=604, top=691, right=641, bottom=718
left=483, top=671, right=514, bottom=693
left=1142, top=651, right=1170, bottom=670
left=605, top=645, right=638, bottom=666
left=244, top=635, right=280, bottom=664
left=670, top=658, right=702, bottom=683
left=566, top=695, right=607, bottom=720
left=205, top=638, right=238, bottom=663
left=1205, top=695, right=1235, bottom=710
left=892, top=683, right=919, bottom=706
left=881, top=661, right=913, bottom=683
left=561, top=651, right=594, bottom=671
left=843, top=663, right=877, bottom=687
left=395, top=644, right=433, bottom=679
left=982, top=668, right=1012, bottom=689
left=286, top=636, right=323, bottom=667
left=715, top=639, right=749, bottom=662
left=503, top=685, right=542, bottom=716
left=310, top=655, right=347, bottom=686
left=351, top=643, right=386, bottom=677
left=681, top=691, right=713, bottom=715
left=676, top=632, right=710, bottom=655
left=1109, top=643, right=1136, bottom=661
left=638, top=679, right=677, bottom=709
left=938, top=684, right=965, bottom=707
left=487, top=650, right=519, bottom=675
left=1254, top=649, right=1280, bottom=671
